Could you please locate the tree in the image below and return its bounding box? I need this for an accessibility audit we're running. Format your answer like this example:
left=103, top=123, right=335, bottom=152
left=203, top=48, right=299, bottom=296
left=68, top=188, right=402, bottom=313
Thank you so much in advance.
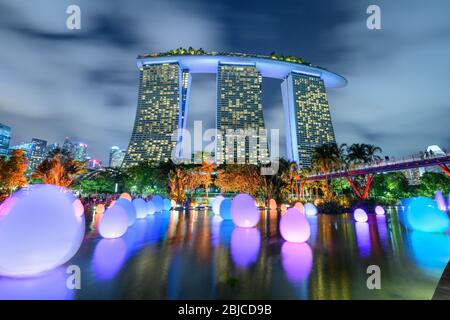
left=0, top=150, right=28, bottom=201
left=197, top=161, right=216, bottom=197
left=124, top=161, right=167, bottom=196
left=311, top=143, right=343, bottom=200
left=418, top=172, right=450, bottom=198
left=371, top=172, right=411, bottom=204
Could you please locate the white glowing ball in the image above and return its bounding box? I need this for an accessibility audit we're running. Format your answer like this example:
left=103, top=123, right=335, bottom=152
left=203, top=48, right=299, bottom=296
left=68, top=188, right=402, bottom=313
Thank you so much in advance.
left=220, top=199, right=232, bottom=220
left=114, top=198, right=136, bottom=226
left=163, top=198, right=171, bottom=211
left=98, top=205, right=129, bottom=238
left=170, top=199, right=177, bottom=208
left=146, top=200, right=156, bottom=215
left=119, top=192, right=132, bottom=201
left=374, top=205, right=385, bottom=215
left=269, top=199, right=277, bottom=210
left=304, top=202, right=318, bottom=216
left=280, top=208, right=311, bottom=243
left=152, top=195, right=164, bottom=212
left=354, top=208, right=368, bottom=223
left=294, top=202, right=305, bottom=214
left=231, top=194, right=260, bottom=228
left=0, top=184, right=85, bottom=277
left=96, top=204, right=105, bottom=215
left=212, top=196, right=225, bottom=215
left=132, top=198, right=147, bottom=219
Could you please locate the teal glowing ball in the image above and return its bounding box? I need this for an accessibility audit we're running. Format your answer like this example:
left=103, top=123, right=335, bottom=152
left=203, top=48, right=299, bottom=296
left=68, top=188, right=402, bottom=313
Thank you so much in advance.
left=163, top=198, right=171, bottom=211
left=405, top=197, right=450, bottom=233
left=220, top=199, right=232, bottom=220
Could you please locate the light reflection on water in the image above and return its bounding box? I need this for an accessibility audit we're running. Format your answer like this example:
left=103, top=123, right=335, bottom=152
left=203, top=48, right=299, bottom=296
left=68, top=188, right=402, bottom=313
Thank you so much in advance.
left=1, top=208, right=449, bottom=300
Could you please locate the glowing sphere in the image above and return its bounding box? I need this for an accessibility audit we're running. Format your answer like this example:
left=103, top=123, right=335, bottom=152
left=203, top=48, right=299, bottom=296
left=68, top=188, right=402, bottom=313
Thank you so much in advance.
left=0, top=184, right=85, bottom=277
left=212, top=195, right=225, bottom=215
left=119, top=192, right=132, bottom=201
left=152, top=195, right=164, bottom=212
left=146, top=200, right=156, bottom=215
left=405, top=197, right=449, bottom=232
left=279, top=208, right=311, bottom=243
left=115, top=198, right=136, bottom=226
left=220, top=198, right=232, bottom=220
left=354, top=208, right=368, bottom=223
left=95, top=204, right=105, bottom=215
left=132, top=198, right=147, bottom=219
left=231, top=193, right=260, bottom=228
left=268, top=199, right=277, bottom=210
left=230, top=228, right=261, bottom=268
left=280, top=204, right=288, bottom=213
left=108, top=200, right=116, bottom=208
left=294, top=202, right=305, bottom=214
left=304, top=202, right=318, bottom=216
left=98, top=205, right=129, bottom=238
left=435, top=191, right=447, bottom=211
left=374, top=205, right=385, bottom=215
left=281, top=242, right=313, bottom=284
left=170, top=199, right=177, bottom=208
left=163, top=198, right=171, bottom=211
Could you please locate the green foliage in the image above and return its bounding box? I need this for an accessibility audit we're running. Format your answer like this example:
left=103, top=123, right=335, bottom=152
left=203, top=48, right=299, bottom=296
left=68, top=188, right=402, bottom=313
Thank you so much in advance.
left=417, top=172, right=450, bottom=197
left=371, top=172, right=411, bottom=204
left=317, top=200, right=346, bottom=215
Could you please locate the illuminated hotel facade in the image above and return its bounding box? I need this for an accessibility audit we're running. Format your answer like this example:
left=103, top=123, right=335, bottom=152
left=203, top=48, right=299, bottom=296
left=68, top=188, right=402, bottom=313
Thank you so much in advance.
left=123, top=51, right=346, bottom=167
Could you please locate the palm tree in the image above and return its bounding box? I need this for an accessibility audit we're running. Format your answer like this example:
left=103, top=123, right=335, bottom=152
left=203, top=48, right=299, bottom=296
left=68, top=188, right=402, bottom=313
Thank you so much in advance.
left=365, top=144, right=382, bottom=163
left=346, top=143, right=382, bottom=165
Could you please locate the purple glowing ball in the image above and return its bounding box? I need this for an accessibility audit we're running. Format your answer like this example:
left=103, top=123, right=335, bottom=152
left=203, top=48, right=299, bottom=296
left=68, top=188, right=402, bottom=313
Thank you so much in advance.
left=281, top=242, right=313, bottom=284
left=230, top=227, right=261, bottom=268
left=98, top=205, right=129, bottom=239
left=279, top=208, right=311, bottom=243
left=354, top=208, right=368, bottom=223
left=435, top=191, right=447, bottom=211
left=0, top=184, right=85, bottom=277
left=132, top=198, right=148, bottom=219
left=374, top=205, right=385, bottom=215
left=230, top=193, right=260, bottom=228
left=115, top=198, right=136, bottom=226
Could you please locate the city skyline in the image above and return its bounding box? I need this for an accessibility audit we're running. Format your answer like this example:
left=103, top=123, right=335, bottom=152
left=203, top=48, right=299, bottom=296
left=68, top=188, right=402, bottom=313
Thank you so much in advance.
left=1, top=1, right=449, bottom=164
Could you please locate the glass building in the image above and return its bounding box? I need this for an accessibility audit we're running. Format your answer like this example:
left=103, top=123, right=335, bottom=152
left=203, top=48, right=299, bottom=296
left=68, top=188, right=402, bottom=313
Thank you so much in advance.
left=123, top=63, right=190, bottom=167
left=109, top=146, right=125, bottom=168
left=0, top=123, right=11, bottom=156
left=29, top=138, right=48, bottom=171
left=281, top=71, right=336, bottom=168
left=216, top=63, right=269, bottom=164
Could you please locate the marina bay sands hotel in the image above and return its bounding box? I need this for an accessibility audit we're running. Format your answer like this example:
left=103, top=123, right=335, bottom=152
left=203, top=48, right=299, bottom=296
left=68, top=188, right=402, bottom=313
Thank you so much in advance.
left=123, top=49, right=346, bottom=168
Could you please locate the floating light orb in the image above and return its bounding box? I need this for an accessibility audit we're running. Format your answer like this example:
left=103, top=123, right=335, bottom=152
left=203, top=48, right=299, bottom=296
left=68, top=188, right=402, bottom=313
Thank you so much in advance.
left=108, top=200, right=116, bottom=208
left=163, top=198, right=171, bottom=211
left=220, top=198, right=232, bottom=220
left=231, top=193, right=260, bottom=228
left=280, top=204, right=288, bottom=213
left=374, top=205, right=385, bottom=215
left=434, top=191, right=447, bottom=212
left=152, top=195, right=164, bottom=212
left=281, top=242, right=313, bottom=284
left=95, top=204, right=105, bottom=215
left=114, top=198, right=136, bottom=226
left=212, top=195, right=225, bottom=215
left=405, top=197, right=449, bottom=233
left=132, top=198, right=147, bottom=219
left=279, top=208, right=311, bottom=243
left=230, top=228, right=261, bottom=268
left=119, top=192, right=132, bottom=201
left=354, top=208, right=368, bottom=223
left=294, top=202, right=305, bottom=214
left=268, top=199, right=277, bottom=210
left=146, top=200, right=156, bottom=215
left=98, top=205, right=129, bottom=239
left=304, top=202, right=318, bottom=216
left=0, top=184, right=85, bottom=277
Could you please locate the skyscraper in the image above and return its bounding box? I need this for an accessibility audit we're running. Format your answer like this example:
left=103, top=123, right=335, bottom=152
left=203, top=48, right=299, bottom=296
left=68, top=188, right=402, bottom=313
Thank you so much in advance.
left=29, top=138, right=47, bottom=171
left=123, top=62, right=190, bottom=167
left=216, top=63, right=269, bottom=164
left=0, top=123, right=11, bottom=156
left=74, top=143, right=88, bottom=162
left=281, top=71, right=336, bottom=168
left=109, top=146, right=125, bottom=168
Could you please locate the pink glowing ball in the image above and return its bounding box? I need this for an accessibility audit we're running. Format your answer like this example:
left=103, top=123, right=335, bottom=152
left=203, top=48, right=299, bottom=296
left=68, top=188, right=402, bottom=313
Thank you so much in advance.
left=231, top=194, right=260, bottom=228
left=279, top=208, right=311, bottom=243
left=268, top=199, right=277, bottom=210
left=374, top=205, right=385, bottom=215
left=294, top=202, right=305, bottom=214
left=98, top=205, right=129, bottom=239
left=119, top=192, right=132, bottom=201
left=354, top=208, right=368, bottom=222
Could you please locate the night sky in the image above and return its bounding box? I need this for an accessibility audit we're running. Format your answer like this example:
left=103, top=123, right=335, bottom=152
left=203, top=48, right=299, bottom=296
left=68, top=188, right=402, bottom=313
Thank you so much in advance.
left=1, top=0, right=449, bottom=163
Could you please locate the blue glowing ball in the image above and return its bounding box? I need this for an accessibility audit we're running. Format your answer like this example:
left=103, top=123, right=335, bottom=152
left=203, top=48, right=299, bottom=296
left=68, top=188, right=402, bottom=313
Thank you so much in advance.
left=405, top=197, right=449, bottom=233
left=280, top=208, right=311, bottom=243
left=212, top=195, right=225, bottom=215
left=304, top=202, right=318, bottom=216
left=220, top=198, right=232, bottom=220
left=163, top=198, right=171, bottom=211
left=0, top=184, right=85, bottom=277
left=132, top=198, right=148, bottom=219
left=152, top=195, right=164, bottom=212
left=98, top=205, right=129, bottom=238
left=354, top=208, right=368, bottom=223
left=115, top=198, right=136, bottom=226
left=146, top=200, right=156, bottom=215
left=231, top=193, right=260, bottom=228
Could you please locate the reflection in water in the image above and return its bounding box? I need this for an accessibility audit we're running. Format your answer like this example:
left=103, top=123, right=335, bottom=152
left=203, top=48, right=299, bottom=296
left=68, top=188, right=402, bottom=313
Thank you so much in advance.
left=375, top=215, right=390, bottom=251
left=230, top=228, right=261, bottom=268
left=92, top=238, right=127, bottom=280
left=219, top=220, right=234, bottom=246
left=0, top=267, right=74, bottom=300
left=281, top=242, right=313, bottom=285
left=307, top=216, right=318, bottom=244
left=408, top=231, right=450, bottom=278
left=355, top=222, right=371, bottom=258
